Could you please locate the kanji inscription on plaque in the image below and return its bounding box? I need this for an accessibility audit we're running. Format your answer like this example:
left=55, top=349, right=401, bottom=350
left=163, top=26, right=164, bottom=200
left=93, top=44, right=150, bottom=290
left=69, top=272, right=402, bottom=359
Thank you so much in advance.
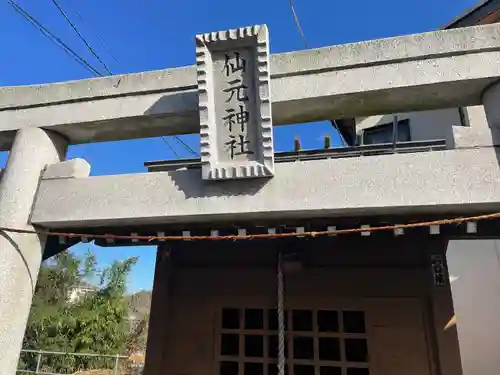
left=196, top=25, right=274, bottom=180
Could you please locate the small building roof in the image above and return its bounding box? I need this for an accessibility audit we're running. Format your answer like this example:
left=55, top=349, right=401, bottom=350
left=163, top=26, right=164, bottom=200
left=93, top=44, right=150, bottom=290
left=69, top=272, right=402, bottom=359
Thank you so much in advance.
left=76, top=281, right=97, bottom=290
left=443, top=0, right=500, bottom=29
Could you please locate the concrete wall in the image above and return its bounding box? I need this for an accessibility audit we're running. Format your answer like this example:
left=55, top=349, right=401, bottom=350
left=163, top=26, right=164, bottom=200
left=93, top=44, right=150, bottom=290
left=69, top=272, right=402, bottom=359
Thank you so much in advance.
left=355, top=104, right=499, bottom=150
left=446, top=239, right=500, bottom=375
left=145, top=238, right=461, bottom=375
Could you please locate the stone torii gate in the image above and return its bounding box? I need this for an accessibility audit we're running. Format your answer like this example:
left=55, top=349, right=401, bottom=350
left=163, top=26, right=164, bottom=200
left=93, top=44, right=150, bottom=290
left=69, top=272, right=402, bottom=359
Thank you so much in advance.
left=2, top=23, right=500, bottom=375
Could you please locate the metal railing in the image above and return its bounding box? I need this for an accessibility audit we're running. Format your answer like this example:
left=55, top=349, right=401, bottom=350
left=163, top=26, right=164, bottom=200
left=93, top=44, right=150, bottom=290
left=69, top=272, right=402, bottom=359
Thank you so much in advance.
left=17, top=349, right=130, bottom=375
left=144, top=139, right=448, bottom=172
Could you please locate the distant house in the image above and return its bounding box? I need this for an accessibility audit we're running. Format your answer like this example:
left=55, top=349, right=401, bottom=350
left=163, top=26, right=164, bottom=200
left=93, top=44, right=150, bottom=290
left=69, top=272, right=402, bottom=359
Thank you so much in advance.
left=127, top=313, right=143, bottom=331
left=67, top=281, right=97, bottom=303
left=126, top=290, right=152, bottom=330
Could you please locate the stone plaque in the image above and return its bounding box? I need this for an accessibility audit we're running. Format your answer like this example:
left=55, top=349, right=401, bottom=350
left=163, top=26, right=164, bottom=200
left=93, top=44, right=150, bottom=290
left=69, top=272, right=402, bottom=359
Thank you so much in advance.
left=196, top=25, right=274, bottom=180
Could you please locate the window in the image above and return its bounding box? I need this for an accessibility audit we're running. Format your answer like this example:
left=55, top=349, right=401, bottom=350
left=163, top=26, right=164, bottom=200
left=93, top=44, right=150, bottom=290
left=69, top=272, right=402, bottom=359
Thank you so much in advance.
left=362, top=119, right=411, bottom=145
left=218, top=308, right=370, bottom=375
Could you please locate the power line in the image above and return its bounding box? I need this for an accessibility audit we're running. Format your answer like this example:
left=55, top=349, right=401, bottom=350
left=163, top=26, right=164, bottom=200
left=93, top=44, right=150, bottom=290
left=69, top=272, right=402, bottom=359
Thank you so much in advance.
left=10, top=3, right=95, bottom=76
left=50, top=0, right=113, bottom=75
left=174, top=136, right=199, bottom=157
left=288, top=0, right=309, bottom=49
left=53, top=3, right=194, bottom=159
left=67, top=5, right=121, bottom=66
left=331, top=120, right=348, bottom=147
left=13, top=0, right=191, bottom=160
left=161, top=136, right=180, bottom=159
left=58, top=2, right=191, bottom=160
left=8, top=0, right=103, bottom=77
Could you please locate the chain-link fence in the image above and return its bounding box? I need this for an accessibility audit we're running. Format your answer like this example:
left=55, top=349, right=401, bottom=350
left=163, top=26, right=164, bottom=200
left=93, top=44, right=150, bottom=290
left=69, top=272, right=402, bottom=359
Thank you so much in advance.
left=16, top=349, right=140, bottom=375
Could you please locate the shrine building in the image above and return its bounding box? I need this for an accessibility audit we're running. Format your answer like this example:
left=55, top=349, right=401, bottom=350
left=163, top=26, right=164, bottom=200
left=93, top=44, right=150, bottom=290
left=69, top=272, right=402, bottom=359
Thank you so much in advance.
left=2, top=2, right=500, bottom=375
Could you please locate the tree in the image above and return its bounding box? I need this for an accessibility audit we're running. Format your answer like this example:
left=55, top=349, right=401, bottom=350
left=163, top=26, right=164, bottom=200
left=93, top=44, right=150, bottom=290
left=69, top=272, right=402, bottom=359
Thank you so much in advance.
left=19, top=251, right=138, bottom=374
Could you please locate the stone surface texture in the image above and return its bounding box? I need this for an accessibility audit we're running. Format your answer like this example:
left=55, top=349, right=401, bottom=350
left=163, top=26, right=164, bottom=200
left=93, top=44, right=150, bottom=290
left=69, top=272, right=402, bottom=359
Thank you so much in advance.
left=1, top=24, right=500, bottom=149
left=30, top=147, right=500, bottom=228
left=0, top=128, right=67, bottom=375
left=196, top=25, right=274, bottom=180
left=42, top=158, right=91, bottom=180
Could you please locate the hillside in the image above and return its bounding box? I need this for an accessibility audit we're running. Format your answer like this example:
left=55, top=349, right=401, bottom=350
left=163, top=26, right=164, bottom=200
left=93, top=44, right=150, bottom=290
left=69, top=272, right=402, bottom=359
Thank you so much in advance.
left=126, top=290, right=152, bottom=319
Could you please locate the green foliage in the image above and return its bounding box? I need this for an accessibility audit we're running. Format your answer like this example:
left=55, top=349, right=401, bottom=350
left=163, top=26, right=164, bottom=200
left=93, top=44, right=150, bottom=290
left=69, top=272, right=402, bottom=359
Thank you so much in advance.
left=19, top=251, right=139, bottom=374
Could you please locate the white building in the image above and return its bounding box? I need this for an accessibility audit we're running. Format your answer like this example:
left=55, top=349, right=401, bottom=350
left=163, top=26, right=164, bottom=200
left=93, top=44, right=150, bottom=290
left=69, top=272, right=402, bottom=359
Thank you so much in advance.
left=67, top=281, right=97, bottom=303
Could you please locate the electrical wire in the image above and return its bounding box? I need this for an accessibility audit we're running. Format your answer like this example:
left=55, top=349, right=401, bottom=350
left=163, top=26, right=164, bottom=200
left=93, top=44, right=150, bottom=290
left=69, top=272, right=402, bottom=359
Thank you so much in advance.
left=174, top=136, right=199, bottom=157
left=288, top=0, right=309, bottom=49
left=50, top=0, right=113, bottom=75
left=54, top=4, right=191, bottom=159
left=11, top=3, right=193, bottom=164
left=8, top=0, right=103, bottom=77
left=161, top=136, right=180, bottom=159
left=64, top=3, right=121, bottom=67
left=331, top=120, right=348, bottom=147
left=49, top=2, right=184, bottom=162
left=49, top=1, right=191, bottom=159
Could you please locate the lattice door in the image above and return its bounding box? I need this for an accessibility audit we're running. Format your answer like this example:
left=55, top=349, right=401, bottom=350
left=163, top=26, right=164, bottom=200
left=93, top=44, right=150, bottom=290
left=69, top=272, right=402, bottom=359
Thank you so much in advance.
left=216, top=307, right=370, bottom=375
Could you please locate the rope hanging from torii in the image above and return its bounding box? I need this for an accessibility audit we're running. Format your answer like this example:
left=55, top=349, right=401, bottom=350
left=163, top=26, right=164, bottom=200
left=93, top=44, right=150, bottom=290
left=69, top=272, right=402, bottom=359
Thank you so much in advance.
left=277, top=252, right=286, bottom=375
left=0, top=211, right=500, bottom=241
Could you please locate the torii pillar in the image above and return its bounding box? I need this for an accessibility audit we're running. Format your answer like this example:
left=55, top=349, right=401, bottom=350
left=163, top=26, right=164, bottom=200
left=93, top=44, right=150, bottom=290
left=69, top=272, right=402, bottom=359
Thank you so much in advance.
left=0, top=128, right=67, bottom=375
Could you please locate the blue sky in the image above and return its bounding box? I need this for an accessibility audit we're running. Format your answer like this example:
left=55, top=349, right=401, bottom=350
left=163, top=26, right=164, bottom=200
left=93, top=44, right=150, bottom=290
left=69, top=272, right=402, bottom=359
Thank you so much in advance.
left=0, top=0, right=478, bottom=292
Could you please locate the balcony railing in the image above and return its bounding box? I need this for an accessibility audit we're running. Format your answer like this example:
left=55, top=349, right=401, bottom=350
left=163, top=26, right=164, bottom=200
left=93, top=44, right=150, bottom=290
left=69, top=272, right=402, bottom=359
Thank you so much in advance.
left=144, top=139, right=447, bottom=172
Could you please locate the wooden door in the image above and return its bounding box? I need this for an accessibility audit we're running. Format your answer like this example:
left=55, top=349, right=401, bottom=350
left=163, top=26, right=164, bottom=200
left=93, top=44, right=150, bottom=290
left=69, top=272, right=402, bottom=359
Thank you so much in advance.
left=366, top=299, right=433, bottom=375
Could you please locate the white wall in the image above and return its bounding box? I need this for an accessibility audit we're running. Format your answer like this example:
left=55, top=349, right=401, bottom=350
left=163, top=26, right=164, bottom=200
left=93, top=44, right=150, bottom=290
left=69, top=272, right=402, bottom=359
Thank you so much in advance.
left=356, top=107, right=463, bottom=147
left=67, top=287, right=95, bottom=303
left=446, top=239, right=500, bottom=375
